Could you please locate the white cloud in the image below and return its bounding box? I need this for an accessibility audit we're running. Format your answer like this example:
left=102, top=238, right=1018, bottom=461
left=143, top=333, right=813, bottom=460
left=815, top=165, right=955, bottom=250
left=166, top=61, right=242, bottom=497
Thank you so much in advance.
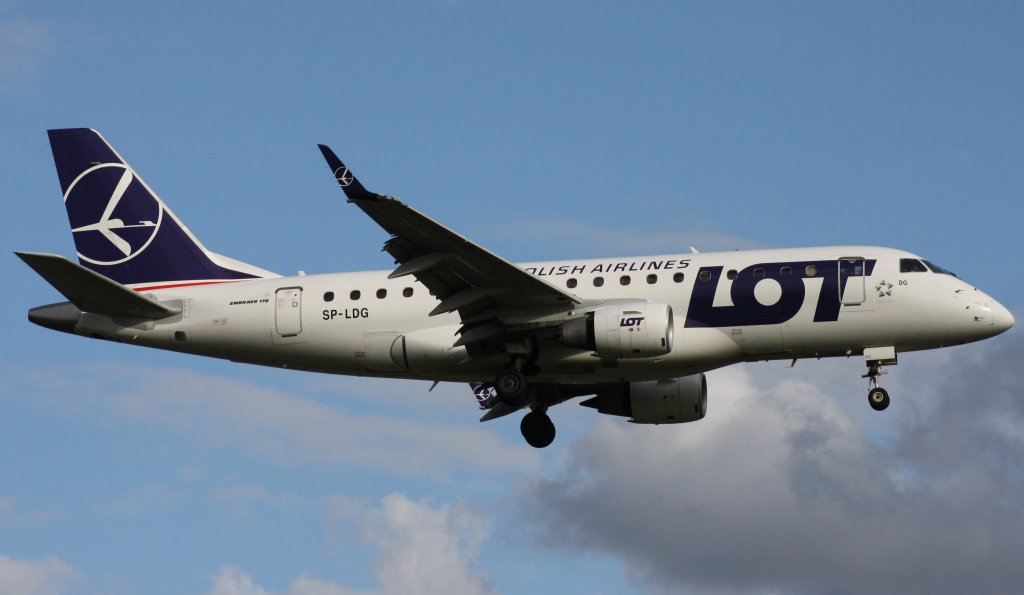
left=207, top=566, right=271, bottom=595
left=354, top=493, right=494, bottom=595
left=283, top=577, right=366, bottom=595
left=4, top=364, right=539, bottom=477
left=520, top=330, right=1024, bottom=594
left=0, top=18, right=54, bottom=94
left=0, top=555, right=80, bottom=595
left=205, top=493, right=494, bottom=595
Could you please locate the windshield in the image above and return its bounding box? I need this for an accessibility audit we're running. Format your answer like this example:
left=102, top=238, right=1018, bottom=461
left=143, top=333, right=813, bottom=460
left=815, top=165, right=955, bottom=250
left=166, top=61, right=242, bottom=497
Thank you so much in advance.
left=900, top=258, right=929, bottom=273
left=923, top=259, right=958, bottom=277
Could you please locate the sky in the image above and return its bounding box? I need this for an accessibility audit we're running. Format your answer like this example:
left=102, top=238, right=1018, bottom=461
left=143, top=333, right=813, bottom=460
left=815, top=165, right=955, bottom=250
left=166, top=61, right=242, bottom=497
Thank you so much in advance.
left=1, top=1, right=1023, bottom=593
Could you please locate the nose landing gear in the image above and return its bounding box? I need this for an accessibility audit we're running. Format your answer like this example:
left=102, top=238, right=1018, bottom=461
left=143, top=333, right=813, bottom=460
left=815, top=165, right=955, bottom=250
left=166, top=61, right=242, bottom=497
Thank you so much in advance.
left=867, top=385, right=890, bottom=411
left=862, top=347, right=896, bottom=411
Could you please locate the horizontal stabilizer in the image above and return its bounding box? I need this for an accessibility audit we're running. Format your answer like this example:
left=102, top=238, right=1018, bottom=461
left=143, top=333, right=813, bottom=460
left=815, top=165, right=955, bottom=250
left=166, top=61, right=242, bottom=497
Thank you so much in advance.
left=16, top=252, right=180, bottom=319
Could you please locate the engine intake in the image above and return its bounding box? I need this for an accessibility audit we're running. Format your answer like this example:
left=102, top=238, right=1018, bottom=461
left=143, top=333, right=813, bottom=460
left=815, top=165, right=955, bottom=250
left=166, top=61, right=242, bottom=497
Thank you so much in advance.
left=581, top=374, right=707, bottom=424
left=561, top=301, right=673, bottom=358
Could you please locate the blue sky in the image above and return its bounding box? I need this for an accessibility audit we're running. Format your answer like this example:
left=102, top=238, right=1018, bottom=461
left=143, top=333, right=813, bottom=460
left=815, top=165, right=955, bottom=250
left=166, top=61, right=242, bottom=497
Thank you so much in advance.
left=2, top=2, right=1023, bottom=594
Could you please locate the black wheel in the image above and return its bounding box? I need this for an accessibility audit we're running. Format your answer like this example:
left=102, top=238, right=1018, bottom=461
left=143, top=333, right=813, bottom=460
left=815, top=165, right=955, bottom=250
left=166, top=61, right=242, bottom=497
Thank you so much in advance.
left=495, top=368, right=529, bottom=406
left=868, top=387, right=890, bottom=411
left=521, top=411, right=556, bottom=448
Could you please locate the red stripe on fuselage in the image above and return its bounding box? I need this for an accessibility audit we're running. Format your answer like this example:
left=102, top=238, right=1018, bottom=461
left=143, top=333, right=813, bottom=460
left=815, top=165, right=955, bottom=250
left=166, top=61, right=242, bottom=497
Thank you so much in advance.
left=132, top=280, right=237, bottom=292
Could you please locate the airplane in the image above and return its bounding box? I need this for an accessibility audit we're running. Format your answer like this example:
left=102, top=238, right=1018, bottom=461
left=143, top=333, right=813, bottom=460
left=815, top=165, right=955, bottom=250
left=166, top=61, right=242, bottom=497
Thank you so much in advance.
left=18, top=128, right=1015, bottom=448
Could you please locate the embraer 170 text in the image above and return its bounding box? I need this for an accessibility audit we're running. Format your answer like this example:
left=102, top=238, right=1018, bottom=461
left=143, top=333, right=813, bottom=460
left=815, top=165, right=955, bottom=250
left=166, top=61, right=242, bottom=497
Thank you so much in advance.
left=19, top=129, right=1014, bottom=448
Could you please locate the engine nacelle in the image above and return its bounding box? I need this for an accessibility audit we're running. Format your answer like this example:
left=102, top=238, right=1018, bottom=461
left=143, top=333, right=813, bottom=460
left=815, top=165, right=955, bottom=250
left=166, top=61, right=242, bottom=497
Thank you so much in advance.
left=561, top=301, right=674, bottom=358
left=580, top=374, right=707, bottom=424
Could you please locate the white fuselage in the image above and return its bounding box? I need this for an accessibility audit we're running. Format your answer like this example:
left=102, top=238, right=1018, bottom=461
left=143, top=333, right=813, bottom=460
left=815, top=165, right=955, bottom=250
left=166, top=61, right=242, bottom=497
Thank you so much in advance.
left=75, top=246, right=1010, bottom=384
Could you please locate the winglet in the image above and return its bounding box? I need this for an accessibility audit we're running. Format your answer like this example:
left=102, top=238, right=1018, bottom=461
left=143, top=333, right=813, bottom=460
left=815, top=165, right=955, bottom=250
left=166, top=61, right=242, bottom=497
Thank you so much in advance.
left=317, top=145, right=378, bottom=201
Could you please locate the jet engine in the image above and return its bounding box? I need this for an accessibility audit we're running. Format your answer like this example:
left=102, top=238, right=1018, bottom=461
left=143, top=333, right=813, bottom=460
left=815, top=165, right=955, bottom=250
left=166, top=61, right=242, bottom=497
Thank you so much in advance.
left=560, top=301, right=673, bottom=358
left=580, top=374, right=707, bottom=424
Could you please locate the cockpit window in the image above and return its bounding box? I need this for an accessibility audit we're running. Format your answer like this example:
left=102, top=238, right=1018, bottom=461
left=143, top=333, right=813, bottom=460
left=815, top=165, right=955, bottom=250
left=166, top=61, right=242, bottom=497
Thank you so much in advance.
left=900, top=258, right=929, bottom=273
left=923, top=260, right=958, bottom=277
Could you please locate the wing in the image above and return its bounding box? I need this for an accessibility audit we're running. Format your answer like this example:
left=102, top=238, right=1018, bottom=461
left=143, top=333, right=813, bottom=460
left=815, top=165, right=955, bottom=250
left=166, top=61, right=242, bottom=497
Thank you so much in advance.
left=318, top=145, right=581, bottom=356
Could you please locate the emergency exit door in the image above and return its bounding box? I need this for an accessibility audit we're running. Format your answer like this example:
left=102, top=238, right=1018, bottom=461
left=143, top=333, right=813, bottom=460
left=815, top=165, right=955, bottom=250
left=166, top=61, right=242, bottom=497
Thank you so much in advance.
left=275, top=288, right=303, bottom=337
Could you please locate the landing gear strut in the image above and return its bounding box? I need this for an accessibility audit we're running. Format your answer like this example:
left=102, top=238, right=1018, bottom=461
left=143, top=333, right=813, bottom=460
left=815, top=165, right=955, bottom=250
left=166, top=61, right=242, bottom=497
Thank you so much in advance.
left=863, top=360, right=891, bottom=411
left=521, top=408, right=556, bottom=448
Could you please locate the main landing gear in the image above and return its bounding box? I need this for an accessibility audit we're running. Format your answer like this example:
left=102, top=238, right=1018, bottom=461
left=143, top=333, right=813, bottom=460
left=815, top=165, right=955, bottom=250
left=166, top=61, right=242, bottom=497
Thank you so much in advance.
left=521, top=407, right=556, bottom=449
left=494, top=366, right=529, bottom=407
left=493, top=355, right=555, bottom=448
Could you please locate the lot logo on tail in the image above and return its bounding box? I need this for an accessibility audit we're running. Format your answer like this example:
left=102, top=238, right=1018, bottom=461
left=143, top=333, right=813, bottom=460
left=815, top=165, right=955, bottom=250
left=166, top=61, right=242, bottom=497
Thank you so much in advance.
left=333, top=166, right=353, bottom=187
left=64, top=164, right=163, bottom=265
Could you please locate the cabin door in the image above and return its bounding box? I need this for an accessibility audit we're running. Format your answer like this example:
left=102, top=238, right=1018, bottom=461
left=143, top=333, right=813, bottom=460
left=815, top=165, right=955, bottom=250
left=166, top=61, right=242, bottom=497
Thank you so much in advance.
left=275, top=288, right=303, bottom=337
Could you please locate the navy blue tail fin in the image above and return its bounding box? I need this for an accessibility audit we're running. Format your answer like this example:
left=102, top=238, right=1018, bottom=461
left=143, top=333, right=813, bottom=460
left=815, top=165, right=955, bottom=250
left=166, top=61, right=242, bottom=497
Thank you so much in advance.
left=48, top=128, right=275, bottom=288
left=470, top=382, right=499, bottom=410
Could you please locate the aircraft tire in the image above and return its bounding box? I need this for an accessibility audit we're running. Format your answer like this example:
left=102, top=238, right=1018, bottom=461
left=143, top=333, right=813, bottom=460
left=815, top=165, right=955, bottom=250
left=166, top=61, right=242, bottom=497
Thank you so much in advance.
left=868, top=387, right=890, bottom=411
left=495, top=369, right=529, bottom=406
left=521, top=411, right=556, bottom=448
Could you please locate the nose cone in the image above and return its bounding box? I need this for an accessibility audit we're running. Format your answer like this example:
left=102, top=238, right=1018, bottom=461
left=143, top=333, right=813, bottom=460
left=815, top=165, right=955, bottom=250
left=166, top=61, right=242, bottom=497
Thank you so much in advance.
left=959, top=290, right=1014, bottom=343
left=992, top=300, right=1015, bottom=335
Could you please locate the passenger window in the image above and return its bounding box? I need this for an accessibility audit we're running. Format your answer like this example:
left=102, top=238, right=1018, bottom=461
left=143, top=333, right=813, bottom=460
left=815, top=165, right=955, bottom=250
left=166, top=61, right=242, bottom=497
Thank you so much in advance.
left=593, top=277, right=605, bottom=287
left=620, top=275, right=631, bottom=286
left=403, top=287, right=414, bottom=298
left=567, top=278, right=578, bottom=289
left=805, top=265, right=817, bottom=277
left=376, top=288, right=387, bottom=299
left=900, top=258, right=929, bottom=273
left=324, top=291, right=335, bottom=302
left=780, top=266, right=792, bottom=277
left=699, top=271, right=712, bottom=282
left=673, top=272, right=684, bottom=283
left=646, top=274, right=658, bottom=285
left=753, top=268, right=765, bottom=279
left=350, top=290, right=361, bottom=301
left=726, top=270, right=738, bottom=280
